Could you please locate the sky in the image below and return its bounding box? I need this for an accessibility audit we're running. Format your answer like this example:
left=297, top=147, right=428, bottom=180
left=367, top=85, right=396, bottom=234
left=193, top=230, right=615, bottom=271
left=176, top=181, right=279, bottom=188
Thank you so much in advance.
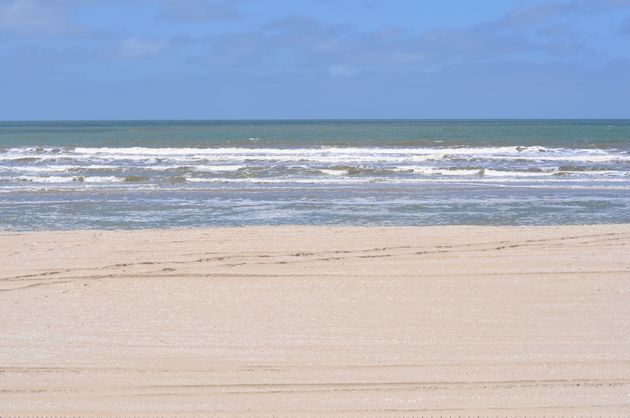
left=0, top=0, right=629, bottom=120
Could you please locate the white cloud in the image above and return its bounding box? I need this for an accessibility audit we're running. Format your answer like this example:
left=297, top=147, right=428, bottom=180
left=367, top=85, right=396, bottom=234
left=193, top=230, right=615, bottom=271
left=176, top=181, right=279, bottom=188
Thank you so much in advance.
left=160, top=0, right=241, bottom=22
left=328, top=64, right=357, bottom=77
left=0, top=0, right=85, bottom=37
left=118, top=37, right=169, bottom=60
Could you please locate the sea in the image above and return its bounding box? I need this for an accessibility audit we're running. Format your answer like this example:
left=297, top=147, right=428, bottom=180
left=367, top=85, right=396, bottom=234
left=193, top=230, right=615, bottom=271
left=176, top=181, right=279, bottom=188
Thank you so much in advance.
left=1, top=120, right=629, bottom=230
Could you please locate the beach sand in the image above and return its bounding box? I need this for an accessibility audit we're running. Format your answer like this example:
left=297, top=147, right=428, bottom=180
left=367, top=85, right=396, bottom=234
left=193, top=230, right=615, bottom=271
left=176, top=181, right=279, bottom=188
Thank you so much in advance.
left=1, top=225, right=629, bottom=417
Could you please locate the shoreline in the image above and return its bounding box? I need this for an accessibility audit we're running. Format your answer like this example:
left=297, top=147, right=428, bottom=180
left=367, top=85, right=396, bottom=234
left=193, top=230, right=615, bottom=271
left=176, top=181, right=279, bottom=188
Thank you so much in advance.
left=1, top=224, right=629, bottom=416
left=3, top=221, right=630, bottom=233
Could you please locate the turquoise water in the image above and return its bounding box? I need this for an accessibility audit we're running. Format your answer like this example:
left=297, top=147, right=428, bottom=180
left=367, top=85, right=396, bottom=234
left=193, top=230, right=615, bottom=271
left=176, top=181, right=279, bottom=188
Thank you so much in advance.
left=1, top=120, right=629, bottom=230
left=1, top=119, right=629, bottom=148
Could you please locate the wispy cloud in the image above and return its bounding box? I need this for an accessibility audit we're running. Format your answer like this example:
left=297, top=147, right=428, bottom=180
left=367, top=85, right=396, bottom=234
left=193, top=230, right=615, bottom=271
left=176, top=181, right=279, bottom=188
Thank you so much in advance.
left=117, top=37, right=169, bottom=60
left=498, top=0, right=630, bottom=27
left=159, top=0, right=241, bottom=22
left=0, top=0, right=88, bottom=37
left=187, top=4, right=598, bottom=77
left=1, top=0, right=629, bottom=119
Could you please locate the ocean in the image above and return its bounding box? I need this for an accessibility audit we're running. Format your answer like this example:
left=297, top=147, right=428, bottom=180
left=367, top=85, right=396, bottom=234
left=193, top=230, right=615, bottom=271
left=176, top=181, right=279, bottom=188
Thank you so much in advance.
left=1, top=119, right=629, bottom=230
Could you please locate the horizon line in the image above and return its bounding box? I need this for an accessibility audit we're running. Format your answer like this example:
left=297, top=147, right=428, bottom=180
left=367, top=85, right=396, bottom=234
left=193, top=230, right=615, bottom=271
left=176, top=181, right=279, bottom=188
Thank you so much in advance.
left=1, top=117, right=629, bottom=123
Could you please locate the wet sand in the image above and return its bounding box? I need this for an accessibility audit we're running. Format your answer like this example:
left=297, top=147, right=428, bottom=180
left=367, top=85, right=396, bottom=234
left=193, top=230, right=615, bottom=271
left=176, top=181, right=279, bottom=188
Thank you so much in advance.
left=1, top=225, right=629, bottom=416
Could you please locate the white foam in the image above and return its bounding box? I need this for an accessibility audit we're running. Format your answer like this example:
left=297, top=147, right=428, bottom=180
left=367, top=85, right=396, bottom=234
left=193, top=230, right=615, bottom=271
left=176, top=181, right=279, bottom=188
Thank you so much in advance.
left=0, top=165, right=69, bottom=173
left=12, top=175, right=124, bottom=184
left=193, top=165, right=246, bottom=172
left=82, top=176, right=124, bottom=183
left=1, top=146, right=628, bottom=191
left=13, top=176, right=76, bottom=183
left=319, top=169, right=348, bottom=176
left=1, top=146, right=626, bottom=166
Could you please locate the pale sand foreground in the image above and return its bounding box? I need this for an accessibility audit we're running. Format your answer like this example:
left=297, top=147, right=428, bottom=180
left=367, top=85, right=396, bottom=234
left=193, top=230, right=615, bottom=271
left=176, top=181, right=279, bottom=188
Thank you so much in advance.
left=1, top=225, right=630, bottom=417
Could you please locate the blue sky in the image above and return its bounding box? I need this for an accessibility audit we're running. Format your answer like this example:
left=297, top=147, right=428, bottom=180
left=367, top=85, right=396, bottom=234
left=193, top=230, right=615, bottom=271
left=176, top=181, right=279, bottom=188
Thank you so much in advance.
left=0, top=0, right=629, bottom=120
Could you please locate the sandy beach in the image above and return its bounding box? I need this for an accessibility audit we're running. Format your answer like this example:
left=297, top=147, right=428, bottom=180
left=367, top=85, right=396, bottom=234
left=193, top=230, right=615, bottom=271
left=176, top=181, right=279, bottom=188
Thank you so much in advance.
left=1, top=225, right=629, bottom=416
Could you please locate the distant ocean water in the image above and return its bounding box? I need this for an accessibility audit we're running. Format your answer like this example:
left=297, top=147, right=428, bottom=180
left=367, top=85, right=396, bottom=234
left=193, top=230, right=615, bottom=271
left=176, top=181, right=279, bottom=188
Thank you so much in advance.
left=1, top=120, right=629, bottom=230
